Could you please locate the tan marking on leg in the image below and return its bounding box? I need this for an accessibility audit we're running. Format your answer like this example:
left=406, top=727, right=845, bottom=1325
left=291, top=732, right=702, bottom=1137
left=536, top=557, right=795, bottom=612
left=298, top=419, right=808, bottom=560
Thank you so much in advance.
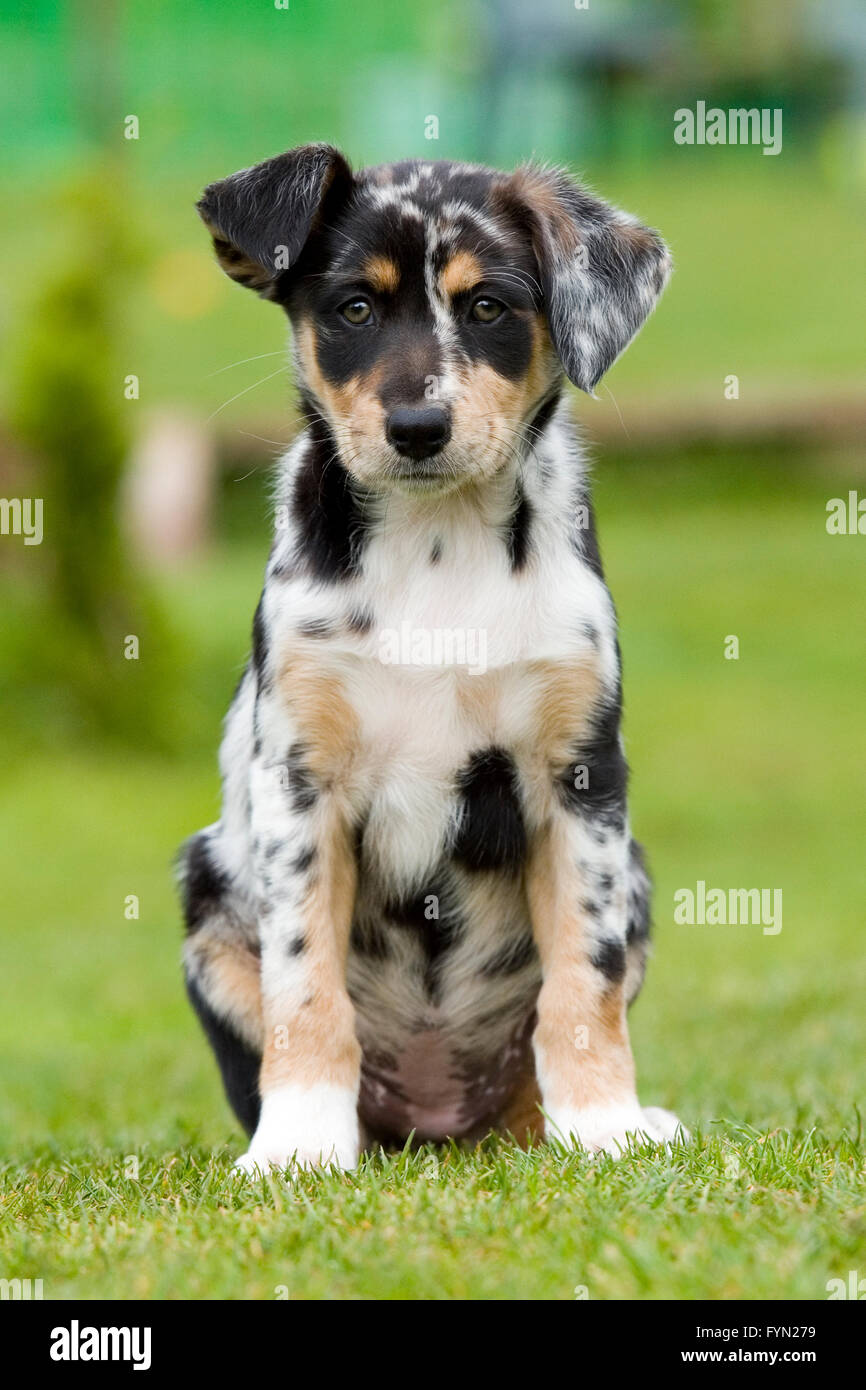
left=260, top=810, right=360, bottom=1092
left=363, top=254, right=400, bottom=293
left=527, top=819, right=635, bottom=1113
left=528, top=657, right=603, bottom=769
left=279, top=648, right=360, bottom=785
left=184, top=931, right=263, bottom=1051
left=256, top=654, right=362, bottom=1095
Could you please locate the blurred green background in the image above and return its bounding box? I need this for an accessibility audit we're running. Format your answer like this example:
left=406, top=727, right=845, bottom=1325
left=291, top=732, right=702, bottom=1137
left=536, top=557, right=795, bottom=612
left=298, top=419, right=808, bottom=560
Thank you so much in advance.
left=1, top=0, right=864, bottom=1299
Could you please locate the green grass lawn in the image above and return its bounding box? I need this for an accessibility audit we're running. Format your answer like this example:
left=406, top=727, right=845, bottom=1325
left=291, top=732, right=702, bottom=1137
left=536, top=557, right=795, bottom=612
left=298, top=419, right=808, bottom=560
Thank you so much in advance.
left=1, top=452, right=864, bottom=1300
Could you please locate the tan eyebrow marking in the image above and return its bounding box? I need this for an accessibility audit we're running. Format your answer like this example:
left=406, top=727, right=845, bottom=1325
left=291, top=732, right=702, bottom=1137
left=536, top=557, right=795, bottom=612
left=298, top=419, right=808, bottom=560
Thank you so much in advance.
left=439, top=250, right=484, bottom=298
left=362, top=255, right=400, bottom=293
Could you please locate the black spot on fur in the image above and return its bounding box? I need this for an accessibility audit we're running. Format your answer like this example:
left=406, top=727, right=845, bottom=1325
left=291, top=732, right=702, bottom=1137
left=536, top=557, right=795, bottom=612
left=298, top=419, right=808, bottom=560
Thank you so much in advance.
left=506, top=484, right=533, bottom=572
left=591, top=938, right=627, bottom=986
left=597, top=871, right=614, bottom=902
left=430, top=537, right=442, bottom=565
left=350, top=918, right=391, bottom=961
left=352, top=815, right=368, bottom=865
left=557, top=690, right=627, bottom=828
left=291, top=409, right=370, bottom=582
left=347, top=608, right=374, bottom=635
left=287, top=935, right=306, bottom=957
left=284, top=742, right=318, bottom=813
left=453, top=747, right=526, bottom=873
left=572, top=490, right=605, bottom=579
left=527, top=389, right=561, bottom=443
left=185, top=972, right=261, bottom=1135
left=298, top=618, right=333, bottom=639
left=384, top=879, right=461, bottom=998
left=480, top=933, right=537, bottom=978
left=626, top=838, right=652, bottom=945
left=180, top=833, right=230, bottom=934
left=251, top=595, right=268, bottom=686
left=290, top=846, right=317, bottom=874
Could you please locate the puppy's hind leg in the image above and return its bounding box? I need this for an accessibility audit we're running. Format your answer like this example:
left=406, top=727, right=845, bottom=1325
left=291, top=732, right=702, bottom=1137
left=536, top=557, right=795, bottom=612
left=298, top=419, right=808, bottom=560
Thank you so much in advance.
left=624, top=837, right=652, bottom=1007
left=179, top=829, right=263, bottom=1136
left=185, top=972, right=261, bottom=1137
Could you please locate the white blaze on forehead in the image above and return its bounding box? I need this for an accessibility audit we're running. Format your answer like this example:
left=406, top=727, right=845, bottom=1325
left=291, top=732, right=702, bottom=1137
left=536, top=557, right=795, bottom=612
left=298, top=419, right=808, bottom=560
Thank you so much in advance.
left=423, top=218, right=463, bottom=397
left=420, top=203, right=524, bottom=408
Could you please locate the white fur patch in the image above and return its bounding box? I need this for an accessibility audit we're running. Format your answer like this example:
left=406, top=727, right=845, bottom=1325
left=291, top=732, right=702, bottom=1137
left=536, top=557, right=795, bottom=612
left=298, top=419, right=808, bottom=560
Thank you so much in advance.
left=235, top=1082, right=360, bottom=1174
left=545, top=1101, right=688, bottom=1156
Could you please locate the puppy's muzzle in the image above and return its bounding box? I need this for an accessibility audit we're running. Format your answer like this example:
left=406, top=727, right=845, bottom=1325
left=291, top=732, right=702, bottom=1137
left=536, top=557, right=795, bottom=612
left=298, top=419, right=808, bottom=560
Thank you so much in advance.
left=386, top=405, right=451, bottom=463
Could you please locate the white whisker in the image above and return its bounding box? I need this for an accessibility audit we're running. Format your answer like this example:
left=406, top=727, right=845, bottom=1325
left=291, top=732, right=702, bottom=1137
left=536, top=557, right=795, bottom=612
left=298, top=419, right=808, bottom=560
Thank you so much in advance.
left=206, top=366, right=287, bottom=423
left=208, top=350, right=286, bottom=378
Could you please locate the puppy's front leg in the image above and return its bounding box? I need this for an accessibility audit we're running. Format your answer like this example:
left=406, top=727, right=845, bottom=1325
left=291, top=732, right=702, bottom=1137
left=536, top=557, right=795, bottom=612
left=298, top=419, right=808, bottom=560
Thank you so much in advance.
left=236, top=750, right=361, bottom=1175
left=527, top=815, right=678, bottom=1156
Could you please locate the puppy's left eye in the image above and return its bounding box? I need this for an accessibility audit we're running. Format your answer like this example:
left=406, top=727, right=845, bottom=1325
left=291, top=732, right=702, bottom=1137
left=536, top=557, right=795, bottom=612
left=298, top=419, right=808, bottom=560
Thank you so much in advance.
left=470, top=297, right=505, bottom=323
left=340, top=298, right=373, bottom=325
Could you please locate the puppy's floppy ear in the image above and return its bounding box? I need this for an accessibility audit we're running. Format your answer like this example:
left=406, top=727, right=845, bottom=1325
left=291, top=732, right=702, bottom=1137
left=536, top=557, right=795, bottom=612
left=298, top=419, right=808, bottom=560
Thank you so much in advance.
left=499, top=164, right=671, bottom=395
left=197, top=143, right=352, bottom=299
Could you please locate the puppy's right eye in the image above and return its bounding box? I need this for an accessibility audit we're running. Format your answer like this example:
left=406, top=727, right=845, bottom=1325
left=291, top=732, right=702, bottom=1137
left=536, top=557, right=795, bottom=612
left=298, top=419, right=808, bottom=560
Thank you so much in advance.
left=340, top=298, right=373, bottom=325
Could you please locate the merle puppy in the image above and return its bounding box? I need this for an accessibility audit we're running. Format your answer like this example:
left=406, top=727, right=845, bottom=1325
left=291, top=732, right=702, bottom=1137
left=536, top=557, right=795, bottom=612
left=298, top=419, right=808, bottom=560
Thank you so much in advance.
left=180, top=144, right=686, bottom=1172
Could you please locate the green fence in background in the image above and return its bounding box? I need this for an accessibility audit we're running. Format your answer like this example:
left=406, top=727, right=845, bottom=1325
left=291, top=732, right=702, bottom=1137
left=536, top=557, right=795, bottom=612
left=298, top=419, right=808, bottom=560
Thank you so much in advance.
left=3, top=0, right=850, bottom=177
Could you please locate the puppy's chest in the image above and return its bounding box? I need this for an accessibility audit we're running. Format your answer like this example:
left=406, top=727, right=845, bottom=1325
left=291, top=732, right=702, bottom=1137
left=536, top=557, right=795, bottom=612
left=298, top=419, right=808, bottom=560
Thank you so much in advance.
left=274, top=541, right=609, bottom=884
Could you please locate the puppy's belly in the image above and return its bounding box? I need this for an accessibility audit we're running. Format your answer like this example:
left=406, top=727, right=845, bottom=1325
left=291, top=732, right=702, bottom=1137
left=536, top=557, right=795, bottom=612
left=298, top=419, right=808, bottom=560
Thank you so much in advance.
left=354, top=1002, right=537, bottom=1142
left=347, top=857, right=541, bottom=1141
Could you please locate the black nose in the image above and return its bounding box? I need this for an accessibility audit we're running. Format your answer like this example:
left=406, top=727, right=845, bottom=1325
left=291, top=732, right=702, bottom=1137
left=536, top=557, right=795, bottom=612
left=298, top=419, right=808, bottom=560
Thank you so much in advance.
left=386, top=406, right=451, bottom=460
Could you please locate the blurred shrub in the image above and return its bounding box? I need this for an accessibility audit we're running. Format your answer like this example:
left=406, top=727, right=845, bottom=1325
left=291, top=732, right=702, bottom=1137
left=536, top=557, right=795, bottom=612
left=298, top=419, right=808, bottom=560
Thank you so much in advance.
left=6, top=165, right=183, bottom=752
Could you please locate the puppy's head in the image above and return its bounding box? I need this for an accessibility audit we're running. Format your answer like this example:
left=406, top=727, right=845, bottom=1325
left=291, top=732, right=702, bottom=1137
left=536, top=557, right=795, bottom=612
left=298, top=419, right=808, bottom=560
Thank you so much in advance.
left=198, top=145, right=670, bottom=494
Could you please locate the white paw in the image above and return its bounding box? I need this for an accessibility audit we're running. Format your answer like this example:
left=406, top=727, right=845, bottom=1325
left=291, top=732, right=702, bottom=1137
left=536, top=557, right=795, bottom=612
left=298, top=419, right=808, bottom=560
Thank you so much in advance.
left=546, top=1101, right=689, bottom=1156
left=233, top=1137, right=358, bottom=1175
left=641, top=1105, right=690, bottom=1144
left=233, top=1082, right=360, bottom=1176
